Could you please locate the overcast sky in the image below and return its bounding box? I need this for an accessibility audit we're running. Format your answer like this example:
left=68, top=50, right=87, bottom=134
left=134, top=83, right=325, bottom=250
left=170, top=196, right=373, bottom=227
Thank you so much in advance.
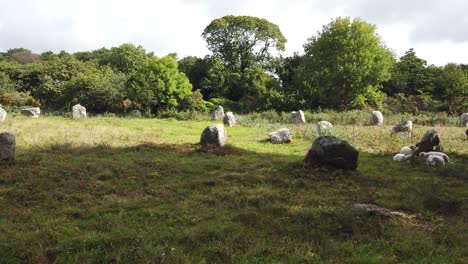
left=0, top=0, right=467, bottom=66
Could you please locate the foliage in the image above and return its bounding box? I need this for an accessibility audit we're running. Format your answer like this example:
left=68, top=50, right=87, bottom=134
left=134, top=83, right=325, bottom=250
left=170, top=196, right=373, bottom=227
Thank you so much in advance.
left=0, top=91, right=40, bottom=107
left=127, top=55, right=192, bottom=113
left=299, top=17, right=395, bottom=110
left=202, top=15, right=286, bottom=72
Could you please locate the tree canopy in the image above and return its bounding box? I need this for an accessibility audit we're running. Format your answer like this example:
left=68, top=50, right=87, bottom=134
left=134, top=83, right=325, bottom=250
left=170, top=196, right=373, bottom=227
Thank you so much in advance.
left=202, top=15, right=286, bottom=72
left=299, top=17, right=395, bottom=109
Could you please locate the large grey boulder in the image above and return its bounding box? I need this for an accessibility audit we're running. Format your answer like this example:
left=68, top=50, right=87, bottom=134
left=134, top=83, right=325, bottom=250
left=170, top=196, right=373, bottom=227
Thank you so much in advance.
left=414, top=129, right=440, bottom=155
left=304, top=136, right=359, bottom=170
left=0, top=107, right=7, bottom=123
left=370, top=111, right=383, bottom=125
left=223, top=112, right=236, bottom=127
left=21, top=107, right=40, bottom=118
left=72, top=104, right=87, bottom=119
left=0, top=132, right=15, bottom=163
left=291, top=110, right=305, bottom=123
left=211, top=105, right=224, bottom=120
left=129, top=110, right=142, bottom=117
left=268, top=128, right=292, bottom=144
left=461, top=113, right=468, bottom=127
left=317, top=121, right=333, bottom=136
left=200, top=124, right=226, bottom=147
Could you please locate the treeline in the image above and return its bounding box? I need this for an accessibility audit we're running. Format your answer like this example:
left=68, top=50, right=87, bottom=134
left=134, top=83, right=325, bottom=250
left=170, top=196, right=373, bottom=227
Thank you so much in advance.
left=0, top=16, right=467, bottom=115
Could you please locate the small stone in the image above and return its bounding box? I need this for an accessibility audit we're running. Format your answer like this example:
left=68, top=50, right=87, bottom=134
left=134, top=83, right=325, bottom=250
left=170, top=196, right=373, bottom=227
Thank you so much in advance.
left=291, top=110, right=306, bottom=123
left=223, top=112, right=236, bottom=127
left=370, top=111, right=383, bottom=125
left=200, top=124, right=226, bottom=147
left=0, top=107, right=7, bottom=123
left=129, top=110, right=142, bottom=117
left=317, top=121, right=333, bottom=136
left=72, top=104, right=87, bottom=119
left=461, top=113, right=468, bottom=127
left=211, top=105, right=224, bottom=120
left=0, top=132, right=15, bottom=163
left=268, top=128, right=292, bottom=144
left=21, top=107, right=40, bottom=118
left=391, top=121, right=412, bottom=135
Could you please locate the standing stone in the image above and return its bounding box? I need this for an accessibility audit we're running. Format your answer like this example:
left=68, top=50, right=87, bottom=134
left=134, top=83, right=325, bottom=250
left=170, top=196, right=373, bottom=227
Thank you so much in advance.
left=390, top=120, right=413, bottom=135
left=414, top=129, right=440, bottom=155
left=370, top=111, right=383, bottom=125
left=0, top=132, right=15, bottom=163
left=0, top=107, right=7, bottom=123
left=268, top=128, right=292, bottom=144
left=317, top=121, right=333, bottom=136
left=304, top=136, right=359, bottom=170
left=21, top=107, right=40, bottom=118
left=200, top=124, right=226, bottom=147
left=223, top=112, right=236, bottom=127
left=461, top=113, right=468, bottom=127
left=72, top=104, right=87, bottom=119
left=291, top=110, right=306, bottom=123
left=129, top=109, right=142, bottom=117
left=211, top=105, right=224, bottom=120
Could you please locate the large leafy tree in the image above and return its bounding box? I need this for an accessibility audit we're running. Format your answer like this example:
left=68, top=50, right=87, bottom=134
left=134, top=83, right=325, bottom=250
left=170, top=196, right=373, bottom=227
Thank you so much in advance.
left=384, top=48, right=429, bottom=96
left=299, top=17, right=395, bottom=109
left=202, top=15, right=286, bottom=72
left=433, top=64, right=468, bottom=114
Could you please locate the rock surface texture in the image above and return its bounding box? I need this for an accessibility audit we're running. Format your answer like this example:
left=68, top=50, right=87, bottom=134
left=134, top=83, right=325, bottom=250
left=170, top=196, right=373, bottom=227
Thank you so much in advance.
left=461, top=113, right=468, bottom=127
left=0, top=132, right=15, bottom=162
left=317, top=121, right=333, bottom=136
left=0, top=107, right=7, bottom=123
left=268, top=128, right=292, bottom=144
left=291, top=110, right=306, bottom=123
left=414, top=129, right=440, bottom=155
left=370, top=111, right=383, bottom=125
left=211, top=105, right=225, bottom=120
left=304, top=136, right=358, bottom=170
left=200, top=124, right=226, bottom=147
left=72, top=104, right=87, bottom=119
left=223, top=112, right=236, bottom=127
left=21, top=107, right=40, bottom=118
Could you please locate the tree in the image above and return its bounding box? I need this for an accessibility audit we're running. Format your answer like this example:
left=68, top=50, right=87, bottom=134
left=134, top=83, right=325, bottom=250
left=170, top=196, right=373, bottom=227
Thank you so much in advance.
left=384, top=48, right=429, bottom=96
left=202, top=15, right=286, bottom=72
left=127, top=55, right=192, bottom=113
left=299, top=17, right=395, bottom=110
left=433, top=64, right=468, bottom=114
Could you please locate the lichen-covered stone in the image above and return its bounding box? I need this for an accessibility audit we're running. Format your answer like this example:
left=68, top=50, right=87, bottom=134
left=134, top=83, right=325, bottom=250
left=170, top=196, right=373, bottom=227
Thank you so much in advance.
left=291, top=110, right=305, bottom=123
left=268, top=128, right=291, bottom=144
left=223, top=112, right=236, bottom=127
left=211, top=105, right=224, bottom=120
left=370, top=111, right=383, bottom=125
left=200, top=124, right=226, bottom=147
left=414, top=129, right=440, bottom=155
left=0, top=107, right=7, bottom=123
left=21, top=107, right=40, bottom=118
left=72, top=104, right=87, bottom=119
left=317, top=121, right=333, bottom=136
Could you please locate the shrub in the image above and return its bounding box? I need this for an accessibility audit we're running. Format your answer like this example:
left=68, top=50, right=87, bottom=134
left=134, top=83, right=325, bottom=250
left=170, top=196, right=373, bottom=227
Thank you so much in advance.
left=0, top=91, right=40, bottom=107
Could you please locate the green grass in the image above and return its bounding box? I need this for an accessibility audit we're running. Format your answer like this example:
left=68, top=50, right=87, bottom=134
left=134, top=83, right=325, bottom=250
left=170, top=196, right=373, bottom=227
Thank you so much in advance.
left=0, top=116, right=466, bottom=263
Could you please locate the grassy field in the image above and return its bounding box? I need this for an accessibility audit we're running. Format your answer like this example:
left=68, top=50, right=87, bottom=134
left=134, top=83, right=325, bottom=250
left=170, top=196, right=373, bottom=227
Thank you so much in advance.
left=0, top=115, right=466, bottom=263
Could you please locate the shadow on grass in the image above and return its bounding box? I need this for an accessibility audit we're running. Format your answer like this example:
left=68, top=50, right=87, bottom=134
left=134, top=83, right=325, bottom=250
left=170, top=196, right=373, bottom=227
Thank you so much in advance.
left=0, top=142, right=466, bottom=263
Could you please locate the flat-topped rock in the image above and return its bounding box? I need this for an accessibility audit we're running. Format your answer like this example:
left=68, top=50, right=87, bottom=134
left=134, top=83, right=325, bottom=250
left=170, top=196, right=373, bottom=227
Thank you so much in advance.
left=291, top=110, right=305, bottom=123
left=21, top=107, right=40, bottom=118
left=0, top=132, right=15, bottom=163
left=304, top=136, right=358, bottom=170
left=268, top=128, right=292, bottom=144
left=200, top=124, right=226, bottom=147
left=223, top=112, right=236, bottom=127
left=72, top=104, right=87, bottom=119
left=370, top=111, right=383, bottom=125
